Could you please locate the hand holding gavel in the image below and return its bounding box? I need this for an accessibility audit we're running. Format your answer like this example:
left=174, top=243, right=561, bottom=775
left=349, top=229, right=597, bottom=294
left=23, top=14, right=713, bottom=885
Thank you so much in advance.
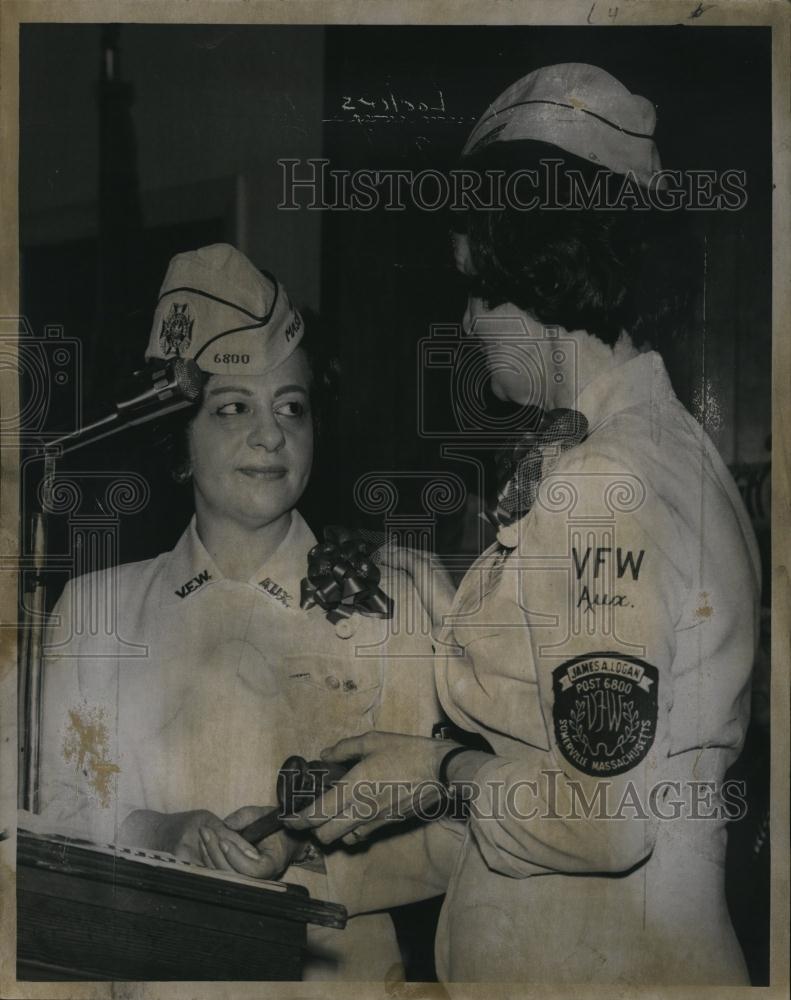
left=238, top=755, right=349, bottom=845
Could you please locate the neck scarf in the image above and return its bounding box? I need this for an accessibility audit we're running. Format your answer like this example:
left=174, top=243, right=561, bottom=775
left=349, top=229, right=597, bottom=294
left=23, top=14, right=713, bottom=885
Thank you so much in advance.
left=487, top=407, right=588, bottom=542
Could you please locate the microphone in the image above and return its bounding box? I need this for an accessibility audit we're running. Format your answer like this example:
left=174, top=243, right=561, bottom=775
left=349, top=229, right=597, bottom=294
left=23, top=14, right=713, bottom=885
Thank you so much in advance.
left=115, top=357, right=204, bottom=415
left=48, top=357, right=205, bottom=456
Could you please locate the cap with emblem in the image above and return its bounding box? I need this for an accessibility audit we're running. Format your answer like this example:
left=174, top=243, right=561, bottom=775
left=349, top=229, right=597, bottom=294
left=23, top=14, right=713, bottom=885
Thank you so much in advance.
left=462, top=63, right=661, bottom=187
left=145, top=243, right=304, bottom=376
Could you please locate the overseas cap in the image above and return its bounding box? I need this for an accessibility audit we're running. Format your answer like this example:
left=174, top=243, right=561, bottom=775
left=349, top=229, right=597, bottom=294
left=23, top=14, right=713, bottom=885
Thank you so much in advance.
left=145, top=243, right=304, bottom=376
left=462, top=63, right=661, bottom=186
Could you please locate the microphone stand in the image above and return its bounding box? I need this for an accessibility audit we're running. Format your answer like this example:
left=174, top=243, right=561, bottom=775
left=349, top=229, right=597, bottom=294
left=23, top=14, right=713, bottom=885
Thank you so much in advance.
left=18, top=512, right=47, bottom=812
left=17, top=370, right=200, bottom=812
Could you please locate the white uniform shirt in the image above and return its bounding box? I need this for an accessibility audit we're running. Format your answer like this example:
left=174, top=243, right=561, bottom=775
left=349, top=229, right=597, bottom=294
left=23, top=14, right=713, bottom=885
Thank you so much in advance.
left=434, top=351, right=760, bottom=984
left=38, top=509, right=443, bottom=980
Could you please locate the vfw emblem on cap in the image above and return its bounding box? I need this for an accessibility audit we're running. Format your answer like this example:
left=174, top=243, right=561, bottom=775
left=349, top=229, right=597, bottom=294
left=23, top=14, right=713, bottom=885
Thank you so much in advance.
left=159, top=303, right=194, bottom=356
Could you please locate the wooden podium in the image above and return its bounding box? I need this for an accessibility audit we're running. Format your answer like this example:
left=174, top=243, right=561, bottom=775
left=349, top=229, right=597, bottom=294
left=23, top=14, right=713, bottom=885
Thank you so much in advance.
left=17, top=829, right=347, bottom=981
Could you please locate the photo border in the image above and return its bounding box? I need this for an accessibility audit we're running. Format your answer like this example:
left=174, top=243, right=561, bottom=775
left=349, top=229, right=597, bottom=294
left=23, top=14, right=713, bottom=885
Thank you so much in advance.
left=1, top=2, right=788, bottom=998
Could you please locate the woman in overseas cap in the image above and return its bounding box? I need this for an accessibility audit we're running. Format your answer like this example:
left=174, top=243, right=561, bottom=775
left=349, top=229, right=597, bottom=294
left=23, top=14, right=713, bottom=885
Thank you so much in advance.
left=37, top=243, right=457, bottom=981
left=286, top=64, right=761, bottom=985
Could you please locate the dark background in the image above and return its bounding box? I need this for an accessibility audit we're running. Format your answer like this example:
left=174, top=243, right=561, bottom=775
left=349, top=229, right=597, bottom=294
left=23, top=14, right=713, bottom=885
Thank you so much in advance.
left=19, top=25, right=772, bottom=566
left=18, top=23, right=772, bottom=983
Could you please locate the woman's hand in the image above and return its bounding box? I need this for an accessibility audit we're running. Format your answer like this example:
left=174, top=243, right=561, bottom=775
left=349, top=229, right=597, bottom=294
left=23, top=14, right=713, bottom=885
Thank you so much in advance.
left=284, top=732, right=457, bottom=846
left=375, top=544, right=456, bottom=636
left=198, top=805, right=304, bottom=880
left=121, top=806, right=303, bottom=880
left=374, top=541, right=412, bottom=575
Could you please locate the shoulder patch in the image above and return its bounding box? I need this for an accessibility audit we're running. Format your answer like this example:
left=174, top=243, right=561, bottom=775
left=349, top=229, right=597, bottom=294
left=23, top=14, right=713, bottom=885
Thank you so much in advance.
left=552, top=653, right=658, bottom=777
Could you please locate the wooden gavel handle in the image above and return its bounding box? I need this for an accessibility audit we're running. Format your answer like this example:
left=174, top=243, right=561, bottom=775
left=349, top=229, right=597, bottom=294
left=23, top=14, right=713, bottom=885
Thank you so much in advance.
left=239, top=757, right=350, bottom=845
left=239, top=809, right=286, bottom=845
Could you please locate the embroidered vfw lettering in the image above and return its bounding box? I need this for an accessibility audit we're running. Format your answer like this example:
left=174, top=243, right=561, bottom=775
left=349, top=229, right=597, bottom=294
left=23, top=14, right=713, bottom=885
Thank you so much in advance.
left=174, top=569, right=212, bottom=599
left=572, top=547, right=645, bottom=580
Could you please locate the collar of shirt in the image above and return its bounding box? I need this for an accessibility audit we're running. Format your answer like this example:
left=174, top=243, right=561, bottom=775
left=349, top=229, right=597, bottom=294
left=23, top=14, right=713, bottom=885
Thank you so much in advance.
left=161, top=510, right=317, bottom=609
left=492, top=350, right=675, bottom=550
left=574, top=349, right=675, bottom=435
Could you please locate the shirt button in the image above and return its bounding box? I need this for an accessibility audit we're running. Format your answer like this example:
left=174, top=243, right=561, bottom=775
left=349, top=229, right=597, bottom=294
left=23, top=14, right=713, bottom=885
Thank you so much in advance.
left=497, top=523, right=519, bottom=549
left=325, top=675, right=341, bottom=689
left=334, top=619, right=355, bottom=639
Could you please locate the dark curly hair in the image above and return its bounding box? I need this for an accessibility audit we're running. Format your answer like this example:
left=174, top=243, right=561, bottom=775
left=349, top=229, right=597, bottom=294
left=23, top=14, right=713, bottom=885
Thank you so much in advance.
left=453, top=140, right=699, bottom=348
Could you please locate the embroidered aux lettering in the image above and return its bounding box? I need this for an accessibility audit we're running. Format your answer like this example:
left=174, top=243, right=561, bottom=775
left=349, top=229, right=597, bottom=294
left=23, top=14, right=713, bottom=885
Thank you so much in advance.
left=260, top=576, right=291, bottom=608
left=174, top=568, right=212, bottom=599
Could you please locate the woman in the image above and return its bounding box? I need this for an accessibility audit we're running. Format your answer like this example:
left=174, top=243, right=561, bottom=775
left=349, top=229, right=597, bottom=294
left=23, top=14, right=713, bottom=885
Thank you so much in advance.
left=37, top=243, right=453, bottom=981
left=287, top=64, right=761, bottom=985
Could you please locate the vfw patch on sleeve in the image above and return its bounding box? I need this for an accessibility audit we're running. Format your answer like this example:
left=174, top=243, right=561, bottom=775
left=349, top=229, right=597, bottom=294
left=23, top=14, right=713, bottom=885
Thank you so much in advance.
left=552, top=653, right=659, bottom=776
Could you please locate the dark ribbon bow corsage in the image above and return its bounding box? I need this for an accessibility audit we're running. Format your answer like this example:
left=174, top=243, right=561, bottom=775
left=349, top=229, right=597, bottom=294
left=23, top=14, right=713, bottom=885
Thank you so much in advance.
left=300, top=525, right=393, bottom=624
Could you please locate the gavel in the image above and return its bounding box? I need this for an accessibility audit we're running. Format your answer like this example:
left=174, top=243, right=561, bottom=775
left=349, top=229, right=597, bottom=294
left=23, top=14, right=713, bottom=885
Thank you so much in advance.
left=238, top=755, right=350, bottom=845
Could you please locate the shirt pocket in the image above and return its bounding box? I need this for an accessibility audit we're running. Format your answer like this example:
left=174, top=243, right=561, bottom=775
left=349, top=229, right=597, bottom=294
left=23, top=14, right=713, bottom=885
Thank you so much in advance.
left=282, top=652, right=383, bottom=750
